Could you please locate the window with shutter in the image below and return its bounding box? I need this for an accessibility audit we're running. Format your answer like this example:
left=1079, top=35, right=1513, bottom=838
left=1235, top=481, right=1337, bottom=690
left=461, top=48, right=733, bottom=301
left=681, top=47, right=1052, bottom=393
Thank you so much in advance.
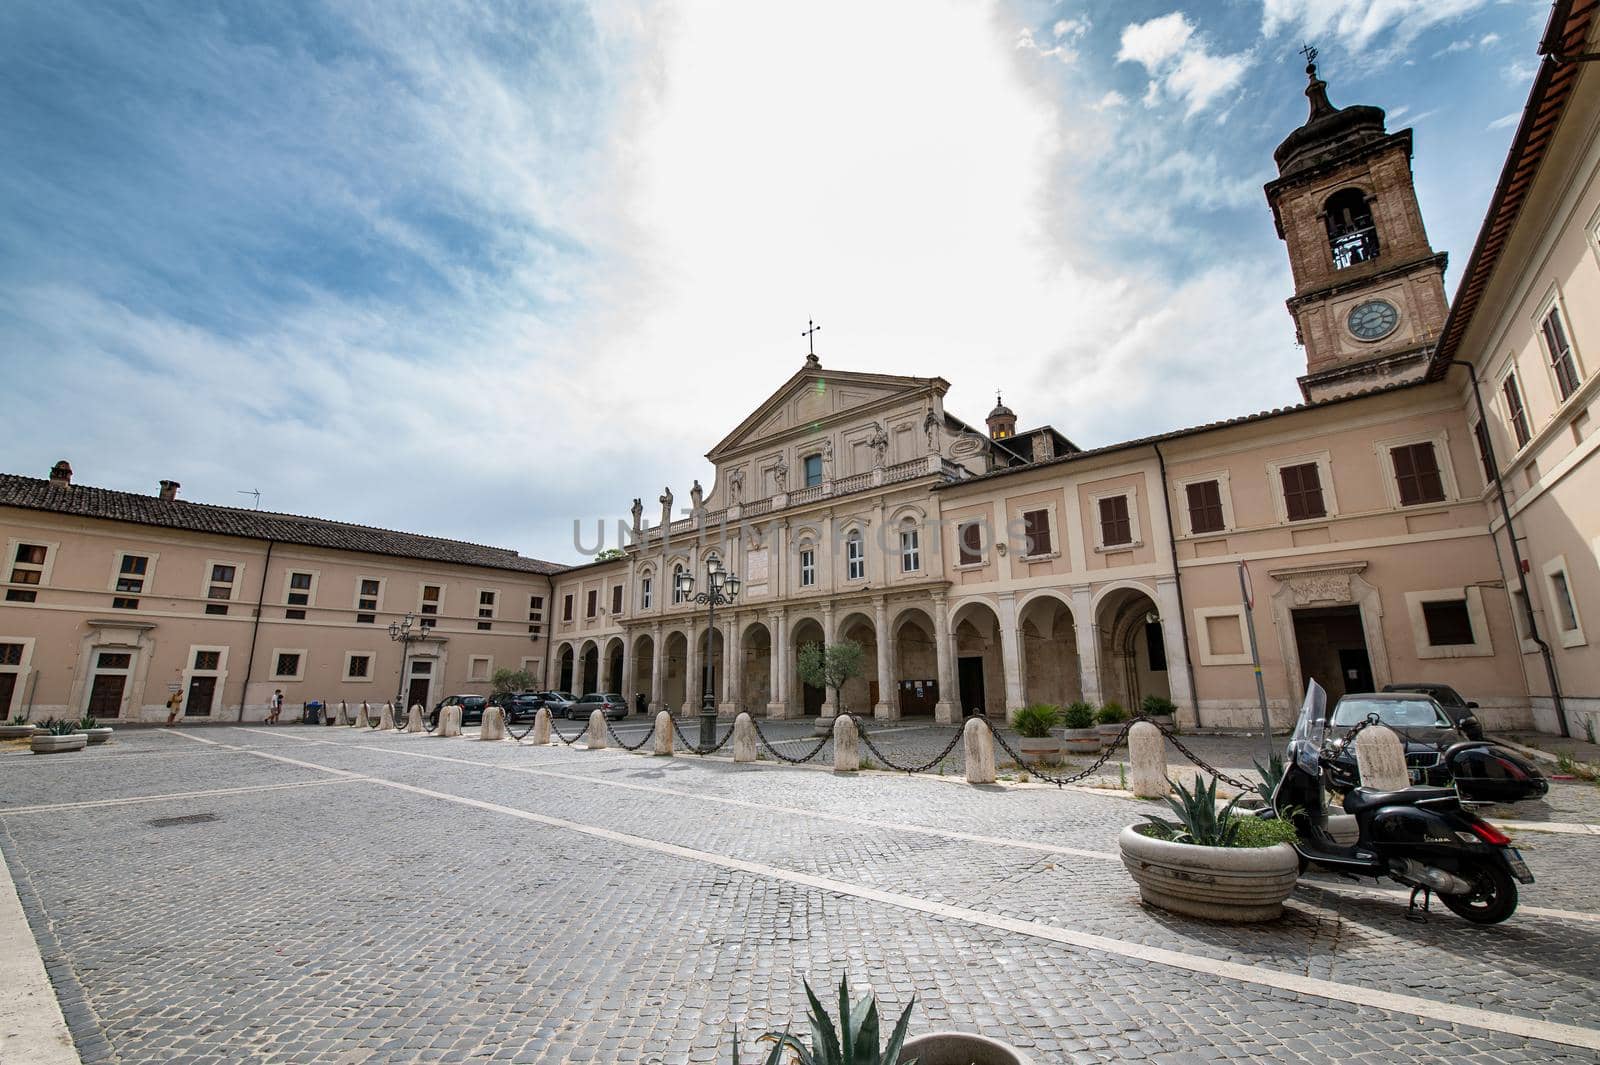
left=1280, top=463, right=1327, bottom=521
left=1502, top=372, right=1531, bottom=447
left=1021, top=509, right=1053, bottom=556
left=1098, top=496, right=1132, bottom=546
left=1542, top=308, right=1581, bottom=400
left=1184, top=480, right=1225, bottom=534
left=1471, top=421, right=1495, bottom=486
left=958, top=522, right=983, bottom=565
left=1390, top=442, right=1445, bottom=506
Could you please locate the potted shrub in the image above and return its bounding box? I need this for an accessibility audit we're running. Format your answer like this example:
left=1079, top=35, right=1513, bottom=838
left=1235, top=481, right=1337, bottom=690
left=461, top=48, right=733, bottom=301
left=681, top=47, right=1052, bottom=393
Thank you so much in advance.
left=732, top=975, right=1030, bottom=1065
left=1118, top=774, right=1300, bottom=922
left=75, top=714, right=114, bottom=745
left=31, top=718, right=88, bottom=754
left=1140, top=694, right=1177, bottom=729
left=0, top=713, right=36, bottom=740
left=1010, top=704, right=1062, bottom=764
left=1059, top=701, right=1100, bottom=754
left=1094, top=701, right=1129, bottom=744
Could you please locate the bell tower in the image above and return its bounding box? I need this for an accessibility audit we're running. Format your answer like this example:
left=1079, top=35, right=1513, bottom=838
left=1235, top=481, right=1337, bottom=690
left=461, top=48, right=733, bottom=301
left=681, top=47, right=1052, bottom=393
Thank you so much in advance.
left=1264, top=53, right=1448, bottom=401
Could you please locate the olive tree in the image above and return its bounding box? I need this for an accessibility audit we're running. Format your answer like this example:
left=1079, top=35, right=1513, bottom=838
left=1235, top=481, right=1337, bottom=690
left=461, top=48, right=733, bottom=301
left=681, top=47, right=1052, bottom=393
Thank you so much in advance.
left=795, top=640, right=867, bottom=712
left=491, top=668, right=537, bottom=695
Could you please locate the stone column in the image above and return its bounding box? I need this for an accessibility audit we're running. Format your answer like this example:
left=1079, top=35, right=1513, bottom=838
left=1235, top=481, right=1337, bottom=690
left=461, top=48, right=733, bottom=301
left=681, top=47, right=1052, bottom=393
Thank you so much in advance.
left=819, top=603, right=836, bottom=719
left=1071, top=586, right=1102, bottom=706
left=683, top=627, right=700, bottom=716
left=720, top=621, right=739, bottom=718
left=873, top=596, right=895, bottom=719
left=772, top=521, right=788, bottom=598
left=620, top=632, right=634, bottom=709
left=997, top=592, right=1024, bottom=723
left=931, top=594, right=958, bottom=724
left=767, top=611, right=787, bottom=718
left=1155, top=577, right=1198, bottom=728
left=649, top=623, right=665, bottom=713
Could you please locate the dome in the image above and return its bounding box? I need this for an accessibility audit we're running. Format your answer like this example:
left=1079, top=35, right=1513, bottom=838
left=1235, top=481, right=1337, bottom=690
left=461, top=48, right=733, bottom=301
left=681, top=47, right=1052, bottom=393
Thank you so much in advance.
left=1274, top=62, right=1387, bottom=177
left=988, top=393, right=1014, bottom=420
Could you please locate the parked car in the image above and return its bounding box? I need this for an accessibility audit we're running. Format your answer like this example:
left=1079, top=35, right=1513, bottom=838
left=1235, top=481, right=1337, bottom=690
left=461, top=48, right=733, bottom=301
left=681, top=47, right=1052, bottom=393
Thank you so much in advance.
left=570, top=692, right=629, bottom=721
left=431, top=694, right=488, bottom=727
left=491, top=692, right=544, bottom=722
left=1381, top=682, right=1486, bottom=739
left=538, top=691, right=578, bottom=717
left=1323, top=692, right=1547, bottom=803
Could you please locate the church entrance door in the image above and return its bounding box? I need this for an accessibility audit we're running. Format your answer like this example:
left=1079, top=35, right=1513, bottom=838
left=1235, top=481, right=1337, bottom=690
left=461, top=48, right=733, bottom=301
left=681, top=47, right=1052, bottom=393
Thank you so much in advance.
left=1291, top=606, right=1370, bottom=705
left=957, top=656, right=985, bottom=717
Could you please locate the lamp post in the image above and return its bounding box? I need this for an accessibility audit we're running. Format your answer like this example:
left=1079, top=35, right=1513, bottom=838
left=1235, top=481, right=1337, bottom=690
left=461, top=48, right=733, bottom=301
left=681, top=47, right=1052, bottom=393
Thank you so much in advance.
left=388, top=612, right=426, bottom=711
left=675, top=551, right=741, bottom=747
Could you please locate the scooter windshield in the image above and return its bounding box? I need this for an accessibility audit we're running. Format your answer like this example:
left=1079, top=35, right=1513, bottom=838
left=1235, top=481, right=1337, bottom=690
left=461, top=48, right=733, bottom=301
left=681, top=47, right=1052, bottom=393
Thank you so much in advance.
left=1286, top=679, right=1328, bottom=775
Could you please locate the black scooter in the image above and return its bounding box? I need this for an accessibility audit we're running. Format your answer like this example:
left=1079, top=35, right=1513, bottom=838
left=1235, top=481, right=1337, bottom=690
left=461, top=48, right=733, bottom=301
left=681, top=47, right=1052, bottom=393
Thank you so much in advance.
left=1272, top=683, right=1534, bottom=924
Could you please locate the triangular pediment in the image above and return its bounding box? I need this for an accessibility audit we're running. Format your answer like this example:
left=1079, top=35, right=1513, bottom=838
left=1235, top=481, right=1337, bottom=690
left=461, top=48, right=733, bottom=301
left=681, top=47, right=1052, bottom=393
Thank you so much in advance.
left=708, top=363, right=949, bottom=460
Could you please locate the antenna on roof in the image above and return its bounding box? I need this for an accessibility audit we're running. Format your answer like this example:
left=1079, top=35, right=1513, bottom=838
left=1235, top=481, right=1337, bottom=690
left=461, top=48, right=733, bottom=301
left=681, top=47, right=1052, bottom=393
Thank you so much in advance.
left=237, top=489, right=261, bottom=509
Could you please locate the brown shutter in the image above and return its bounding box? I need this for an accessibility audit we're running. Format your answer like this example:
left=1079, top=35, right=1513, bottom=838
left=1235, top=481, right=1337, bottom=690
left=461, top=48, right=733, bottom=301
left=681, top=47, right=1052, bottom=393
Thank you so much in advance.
left=1099, top=496, right=1131, bottom=546
left=1185, top=480, right=1224, bottom=534
left=1281, top=463, right=1326, bottom=521
left=1022, top=509, right=1052, bottom=555
left=959, top=522, right=983, bottom=565
left=1392, top=443, right=1444, bottom=506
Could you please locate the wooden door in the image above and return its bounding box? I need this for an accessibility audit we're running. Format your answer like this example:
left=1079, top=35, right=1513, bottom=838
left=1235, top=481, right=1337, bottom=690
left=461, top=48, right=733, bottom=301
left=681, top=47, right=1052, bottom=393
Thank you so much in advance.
left=407, top=677, right=431, bottom=711
left=0, top=673, right=16, bottom=717
left=87, top=673, right=126, bottom=717
left=958, top=657, right=985, bottom=717
left=185, top=675, right=217, bottom=717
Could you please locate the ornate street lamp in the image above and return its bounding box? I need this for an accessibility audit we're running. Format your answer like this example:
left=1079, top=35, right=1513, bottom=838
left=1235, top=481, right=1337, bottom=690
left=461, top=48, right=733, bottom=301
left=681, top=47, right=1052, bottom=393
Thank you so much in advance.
left=675, top=551, right=741, bottom=747
left=388, top=612, right=426, bottom=711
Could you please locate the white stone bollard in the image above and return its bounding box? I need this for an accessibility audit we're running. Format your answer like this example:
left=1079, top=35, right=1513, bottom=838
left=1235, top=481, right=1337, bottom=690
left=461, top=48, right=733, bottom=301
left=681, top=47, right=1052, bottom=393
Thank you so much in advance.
left=405, top=704, right=425, bottom=734
left=326, top=701, right=341, bottom=726
left=532, top=707, right=551, bottom=745
left=436, top=705, right=462, bottom=737
left=355, top=702, right=372, bottom=729
left=833, top=714, right=859, bottom=773
left=652, top=711, right=674, bottom=756
left=586, top=708, right=608, bottom=749
left=377, top=703, right=396, bottom=731
left=1355, top=724, right=1410, bottom=791
left=479, top=706, right=506, bottom=741
left=733, top=712, right=757, bottom=763
left=1128, top=721, right=1170, bottom=799
left=963, top=717, right=996, bottom=784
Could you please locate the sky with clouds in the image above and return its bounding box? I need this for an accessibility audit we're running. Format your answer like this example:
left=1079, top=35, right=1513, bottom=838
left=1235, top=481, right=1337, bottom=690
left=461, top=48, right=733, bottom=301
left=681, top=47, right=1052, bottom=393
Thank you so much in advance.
left=0, top=0, right=1553, bottom=563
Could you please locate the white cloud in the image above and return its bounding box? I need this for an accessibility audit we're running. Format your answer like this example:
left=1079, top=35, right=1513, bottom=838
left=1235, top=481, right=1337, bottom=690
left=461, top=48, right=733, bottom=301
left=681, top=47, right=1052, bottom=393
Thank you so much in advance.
left=1093, top=89, right=1128, bottom=111
left=1433, top=39, right=1472, bottom=57
left=1117, top=13, right=1251, bottom=118
left=1117, top=12, right=1193, bottom=71
left=1261, top=0, right=1491, bottom=56
left=1486, top=110, right=1519, bottom=130
left=1054, top=17, right=1090, bottom=40
left=1479, top=33, right=1500, bottom=47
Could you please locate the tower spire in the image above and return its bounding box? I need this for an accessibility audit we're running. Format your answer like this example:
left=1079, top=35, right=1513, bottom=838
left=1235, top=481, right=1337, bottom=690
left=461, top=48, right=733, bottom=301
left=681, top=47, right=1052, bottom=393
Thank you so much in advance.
left=1299, top=43, right=1336, bottom=119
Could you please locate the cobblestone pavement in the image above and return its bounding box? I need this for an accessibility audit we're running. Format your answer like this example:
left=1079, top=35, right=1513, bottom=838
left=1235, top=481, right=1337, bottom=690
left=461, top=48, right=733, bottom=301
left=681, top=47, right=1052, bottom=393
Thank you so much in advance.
left=2, top=724, right=1599, bottom=1064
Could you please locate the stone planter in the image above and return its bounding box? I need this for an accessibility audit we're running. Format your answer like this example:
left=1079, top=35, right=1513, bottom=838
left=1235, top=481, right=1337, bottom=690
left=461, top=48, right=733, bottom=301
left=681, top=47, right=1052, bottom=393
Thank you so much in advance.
left=1095, top=721, right=1128, bottom=745
left=31, top=733, right=88, bottom=755
left=1146, top=714, right=1175, bottom=731
left=1015, top=736, right=1063, bottom=764
left=1059, top=727, right=1100, bottom=755
left=77, top=727, right=114, bottom=745
left=902, top=1032, right=1032, bottom=1065
left=0, top=723, right=38, bottom=739
left=1118, top=825, right=1299, bottom=922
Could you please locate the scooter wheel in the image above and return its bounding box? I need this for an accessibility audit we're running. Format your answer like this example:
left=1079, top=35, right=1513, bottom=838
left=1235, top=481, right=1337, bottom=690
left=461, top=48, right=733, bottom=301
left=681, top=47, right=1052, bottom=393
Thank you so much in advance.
left=1438, top=860, right=1518, bottom=924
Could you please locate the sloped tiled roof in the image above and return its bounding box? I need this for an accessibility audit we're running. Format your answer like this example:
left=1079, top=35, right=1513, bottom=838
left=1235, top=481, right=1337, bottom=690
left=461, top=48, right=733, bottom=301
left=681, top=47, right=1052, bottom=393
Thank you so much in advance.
left=0, top=474, right=568, bottom=575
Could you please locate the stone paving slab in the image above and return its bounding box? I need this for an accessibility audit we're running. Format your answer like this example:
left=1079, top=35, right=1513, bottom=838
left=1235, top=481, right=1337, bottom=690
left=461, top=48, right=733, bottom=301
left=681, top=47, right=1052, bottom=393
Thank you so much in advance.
left=3, top=726, right=1597, bottom=1064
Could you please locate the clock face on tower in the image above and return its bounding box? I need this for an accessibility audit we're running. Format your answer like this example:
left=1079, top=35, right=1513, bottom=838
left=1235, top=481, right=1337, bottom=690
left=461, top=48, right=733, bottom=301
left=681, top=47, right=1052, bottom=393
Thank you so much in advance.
left=1347, top=299, right=1400, bottom=341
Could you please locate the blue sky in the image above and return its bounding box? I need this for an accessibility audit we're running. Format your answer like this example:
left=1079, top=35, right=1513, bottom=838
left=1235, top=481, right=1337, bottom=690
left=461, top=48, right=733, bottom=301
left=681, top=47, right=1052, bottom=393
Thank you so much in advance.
left=0, top=0, right=1552, bottom=561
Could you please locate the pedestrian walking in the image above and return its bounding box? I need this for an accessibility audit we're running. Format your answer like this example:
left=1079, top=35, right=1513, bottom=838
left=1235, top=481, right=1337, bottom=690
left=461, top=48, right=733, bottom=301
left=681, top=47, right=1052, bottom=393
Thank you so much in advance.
left=268, top=689, right=284, bottom=724
left=165, top=689, right=184, bottom=727
left=635, top=691, right=647, bottom=716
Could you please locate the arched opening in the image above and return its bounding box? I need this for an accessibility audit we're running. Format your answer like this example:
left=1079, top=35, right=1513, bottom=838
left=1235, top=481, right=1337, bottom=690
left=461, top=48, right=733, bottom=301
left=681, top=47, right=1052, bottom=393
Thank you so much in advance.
left=632, top=633, right=655, bottom=711
left=790, top=617, right=826, bottom=715
left=893, top=608, right=939, bottom=716
left=1019, top=594, right=1081, bottom=707
left=603, top=637, right=624, bottom=694
left=951, top=601, right=1005, bottom=717
left=579, top=642, right=599, bottom=695
left=557, top=644, right=575, bottom=693
left=836, top=612, right=878, bottom=713
left=663, top=631, right=688, bottom=711
left=1325, top=187, right=1378, bottom=269
left=1096, top=586, right=1171, bottom=712
left=696, top=627, right=726, bottom=711
left=740, top=622, right=772, bottom=712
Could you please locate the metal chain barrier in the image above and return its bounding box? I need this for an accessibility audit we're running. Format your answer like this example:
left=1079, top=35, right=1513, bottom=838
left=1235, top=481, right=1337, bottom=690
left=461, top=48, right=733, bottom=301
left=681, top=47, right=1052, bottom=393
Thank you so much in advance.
left=983, top=717, right=1133, bottom=788
left=853, top=714, right=964, bottom=774
left=605, top=716, right=656, bottom=751
left=1142, top=718, right=1257, bottom=792
left=670, top=716, right=736, bottom=756
left=548, top=714, right=586, bottom=746
left=750, top=717, right=833, bottom=764
left=507, top=713, right=539, bottom=742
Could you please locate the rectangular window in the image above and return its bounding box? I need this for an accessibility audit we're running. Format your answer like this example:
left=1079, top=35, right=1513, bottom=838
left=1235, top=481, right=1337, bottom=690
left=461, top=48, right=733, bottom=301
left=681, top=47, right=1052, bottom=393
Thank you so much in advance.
left=0, top=643, right=22, bottom=666
left=611, top=585, right=622, bottom=614
left=478, top=589, right=496, bottom=631
left=1512, top=589, right=1534, bottom=642
left=357, top=578, right=381, bottom=624
left=563, top=594, right=574, bottom=621
left=1021, top=509, right=1053, bottom=556
left=1390, top=442, right=1446, bottom=506
left=113, top=553, right=149, bottom=609
left=800, top=548, right=817, bottom=587
left=1542, top=307, right=1581, bottom=400
left=1502, top=371, right=1532, bottom=447
left=958, top=521, right=983, bottom=566
left=1552, top=570, right=1580, bottom=632
left=1098, top=496, right=1132, bottom=547
left=900, top=527, right=920, bottom=572
left=640, top=576, right=653, bottom=610
left=285, top=571, right=312, bottom=620
left=846, top=535, right=865, bottom=581
left=1185, top=480, right=1225, bottom=534
left=194, top=649, right=221, bottom=671
left=1422, top=599, right=1475, bottom=646
left=1280, top=462, right=1327, bottom=521
left=420, top=584, right=441, bottom=628
left=274, top=652, right=301, bottom=678
left=804, top=453, right=823, bottom=488
left=1472, top=421, right=1496, bottom=486
left=586, top=589, right=598, bottom=618
left=5, top=590, right=36, bottom=603
left=205, top=563, right=236, bottom=616
left=528, top=594, right=544, bottom=636
left=10, top=543, right=47, bottom=586
left=347, top=654, right=370, bottom=679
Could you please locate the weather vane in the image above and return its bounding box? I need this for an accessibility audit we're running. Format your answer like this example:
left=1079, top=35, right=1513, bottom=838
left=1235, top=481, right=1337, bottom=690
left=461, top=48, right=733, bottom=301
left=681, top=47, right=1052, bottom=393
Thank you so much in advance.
left=1299, top=42, right=1318, bottom=69
left=801, top=318, right=822, bottom=356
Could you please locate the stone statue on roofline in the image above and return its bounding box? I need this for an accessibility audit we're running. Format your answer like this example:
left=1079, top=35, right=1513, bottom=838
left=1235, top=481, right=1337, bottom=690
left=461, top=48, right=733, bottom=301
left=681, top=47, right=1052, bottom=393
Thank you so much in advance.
left=867, top=421, right=890, bottom=468
left=659, top=487, right=673, bottom=529
left=728, top=467, right=744, bottom=504
left=690, top=479, right=704, bottom=513
left=631, top=497, right=644, bottom=535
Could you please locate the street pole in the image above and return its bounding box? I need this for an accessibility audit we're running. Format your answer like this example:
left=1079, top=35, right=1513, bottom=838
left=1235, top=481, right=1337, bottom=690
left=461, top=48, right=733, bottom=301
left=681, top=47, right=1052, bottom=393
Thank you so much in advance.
left=1238, top=561, right=1274, bottom=761
left=700, top=588, right=718, bottom=748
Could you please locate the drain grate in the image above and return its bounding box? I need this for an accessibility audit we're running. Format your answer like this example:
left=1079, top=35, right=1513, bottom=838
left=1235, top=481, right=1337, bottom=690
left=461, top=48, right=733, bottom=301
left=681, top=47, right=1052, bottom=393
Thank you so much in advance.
left=147, top=812, right=220, bottom=827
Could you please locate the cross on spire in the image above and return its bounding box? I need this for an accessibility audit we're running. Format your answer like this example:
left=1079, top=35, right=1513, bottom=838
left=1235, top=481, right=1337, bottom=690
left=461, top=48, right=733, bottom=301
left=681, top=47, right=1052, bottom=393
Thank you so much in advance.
left=1299, top=42, right=1318, bottom=74
left=801, top=318, right=822, bottom=355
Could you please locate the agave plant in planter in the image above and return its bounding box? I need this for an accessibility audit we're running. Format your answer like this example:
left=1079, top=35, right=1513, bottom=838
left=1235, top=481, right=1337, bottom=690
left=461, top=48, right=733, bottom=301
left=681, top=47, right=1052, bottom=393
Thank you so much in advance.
left=31, top=718, right=88, bottom=754
left=1059, top=701, right=1100, bottom=754
left=0, top=712, right=37, bottom=740
left=75, top=713, right=115, bottom=745
left=1009, top=704, right=1062, bottom=764
left=1118, top=775, right=1300, bottom=922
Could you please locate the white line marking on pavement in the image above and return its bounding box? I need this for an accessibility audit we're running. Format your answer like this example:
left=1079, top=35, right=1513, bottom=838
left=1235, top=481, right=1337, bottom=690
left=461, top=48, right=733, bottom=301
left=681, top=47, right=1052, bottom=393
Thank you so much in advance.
left=0, top=838, right=82, bottom=1064
left=165, top=728, right=1600, bottom=1052
left=0, top=777, right=364, bottom=816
